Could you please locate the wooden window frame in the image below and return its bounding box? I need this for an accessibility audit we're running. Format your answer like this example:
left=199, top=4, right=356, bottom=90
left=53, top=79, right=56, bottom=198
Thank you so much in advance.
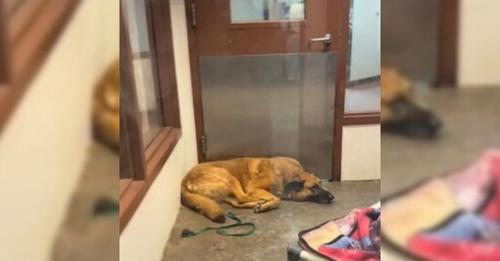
left=343, top=112, right=380, bottom=125
left=0, top=0, right=81, bottom=132
left=435, top=0, right=459, bottom=87
left=119, top=0, right=181, bottom=232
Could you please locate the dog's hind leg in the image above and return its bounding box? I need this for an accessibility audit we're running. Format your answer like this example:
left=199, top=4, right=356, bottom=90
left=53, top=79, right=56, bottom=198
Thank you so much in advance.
left=224, top=198, right=261, bottom=208
left=248, top=189, right=281, bottom=213
left=211, top=168, right=262, bottom=204
left=229, top=182, right=262, bottom=204
left=181, top=189, right=225, bottom=223
left=227, top=191, right=265, bottom=208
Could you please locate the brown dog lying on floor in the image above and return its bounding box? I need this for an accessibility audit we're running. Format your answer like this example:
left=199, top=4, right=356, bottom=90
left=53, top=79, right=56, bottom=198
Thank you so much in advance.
left=93, top=61, right=119, bottom=150
left=181, top=157, right=334, bottom=223
left=381, top=66, right=442, bottom=138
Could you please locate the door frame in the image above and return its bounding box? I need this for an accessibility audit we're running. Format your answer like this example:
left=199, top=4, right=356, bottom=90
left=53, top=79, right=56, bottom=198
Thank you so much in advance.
left=184, top=0, right=351, bottom=181
left=436, top=0, right=460, bottom=87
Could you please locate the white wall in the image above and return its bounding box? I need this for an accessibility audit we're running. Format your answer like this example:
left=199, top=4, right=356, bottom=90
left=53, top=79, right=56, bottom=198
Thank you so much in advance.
left=349, top=0, right=381, bottom=81
left=0, top=0, right=118, bottom=260
left=119, top=1, right=199, bottom=260
left=458, top=0, right=500, bottom=86
left=341, top=125, right=381, bottom=181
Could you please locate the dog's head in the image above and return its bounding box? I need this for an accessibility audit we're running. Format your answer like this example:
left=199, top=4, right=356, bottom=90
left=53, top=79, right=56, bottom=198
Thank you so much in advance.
left=381, top=67, right=442, bottom=138
left=282, top=172, right=334, bottom=204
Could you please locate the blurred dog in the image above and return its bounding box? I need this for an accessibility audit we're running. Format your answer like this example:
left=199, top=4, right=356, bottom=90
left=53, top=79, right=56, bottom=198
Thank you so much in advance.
left=381, top=67, right=442, bottom=138
left=93, top=61, right=119, bottom=150
left=181, top=157, right=334, bottom=223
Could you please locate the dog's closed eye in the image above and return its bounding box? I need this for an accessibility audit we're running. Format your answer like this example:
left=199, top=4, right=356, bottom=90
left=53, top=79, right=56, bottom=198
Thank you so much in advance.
left=284, top=180, right=305, bottom=193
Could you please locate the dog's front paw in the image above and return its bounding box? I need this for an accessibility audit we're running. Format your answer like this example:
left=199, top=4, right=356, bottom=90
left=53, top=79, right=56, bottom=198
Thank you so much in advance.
left=254, top=202, right=264, bottom=213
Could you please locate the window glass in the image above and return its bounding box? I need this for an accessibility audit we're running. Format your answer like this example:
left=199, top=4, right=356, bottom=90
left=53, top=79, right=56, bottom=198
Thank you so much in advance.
left=344, top=0, right=381, bottom=113
left=123, top=0, right=164, bottom=147
left=230, top=0, right=305, bottom=23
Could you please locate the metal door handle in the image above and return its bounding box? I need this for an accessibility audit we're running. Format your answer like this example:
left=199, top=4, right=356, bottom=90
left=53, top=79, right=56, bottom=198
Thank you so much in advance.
left=309, top=33, right=332, bottom=45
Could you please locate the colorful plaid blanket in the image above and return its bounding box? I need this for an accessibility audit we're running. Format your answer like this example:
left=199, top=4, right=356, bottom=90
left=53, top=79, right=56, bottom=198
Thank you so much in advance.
left=383, top=150, right=500, bottom=261
left=298, top=205, right=381, bottom=261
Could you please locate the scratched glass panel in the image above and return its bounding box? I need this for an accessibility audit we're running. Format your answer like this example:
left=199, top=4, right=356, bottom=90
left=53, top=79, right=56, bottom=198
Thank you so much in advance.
left=199, top=53, right=335, bottom=179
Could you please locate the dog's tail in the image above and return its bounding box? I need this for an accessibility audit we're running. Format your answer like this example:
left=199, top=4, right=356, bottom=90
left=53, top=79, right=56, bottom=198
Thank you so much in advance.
left=181, top=187, right=225, bottom=223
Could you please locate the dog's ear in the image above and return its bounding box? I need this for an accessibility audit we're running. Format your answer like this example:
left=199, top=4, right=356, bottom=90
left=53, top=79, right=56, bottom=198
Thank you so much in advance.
left=298, top=171, right=320, bottom=186
left=284, top=180, right=305, bottom=193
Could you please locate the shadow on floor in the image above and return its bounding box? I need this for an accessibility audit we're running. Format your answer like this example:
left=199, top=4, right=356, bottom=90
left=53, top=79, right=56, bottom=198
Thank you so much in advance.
left=52, top=144, right=119, bottom=261
left=163, top=180, right=380, bottom=261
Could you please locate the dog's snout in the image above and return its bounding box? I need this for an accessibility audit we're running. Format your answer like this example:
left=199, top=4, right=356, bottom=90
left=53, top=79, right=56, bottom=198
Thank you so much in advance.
left=324, top=193, right=334, bottom=203
left=309, top=186, right=334, bottom=204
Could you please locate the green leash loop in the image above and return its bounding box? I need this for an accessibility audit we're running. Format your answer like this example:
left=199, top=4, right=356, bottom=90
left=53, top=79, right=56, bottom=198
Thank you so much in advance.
left=181, top=212, right=256, bottom=238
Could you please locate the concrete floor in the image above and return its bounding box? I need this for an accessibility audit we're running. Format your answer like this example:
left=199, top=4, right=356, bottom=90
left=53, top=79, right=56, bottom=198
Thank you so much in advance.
left=162, top=180, right=379, bottom=261
left=52, top=144, right=119, bottom=261
left=381, top=87, right=500, bottom=260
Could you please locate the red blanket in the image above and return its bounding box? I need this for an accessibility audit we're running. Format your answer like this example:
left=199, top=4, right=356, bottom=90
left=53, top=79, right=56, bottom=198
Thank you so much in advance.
left=299, top=206, right=380, bottom=261
left=383, top=150, right=500, bottom=261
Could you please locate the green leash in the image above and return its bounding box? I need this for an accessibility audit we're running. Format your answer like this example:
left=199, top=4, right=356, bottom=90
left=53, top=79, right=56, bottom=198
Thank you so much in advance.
left=181, top=212, right=256, bottom=238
